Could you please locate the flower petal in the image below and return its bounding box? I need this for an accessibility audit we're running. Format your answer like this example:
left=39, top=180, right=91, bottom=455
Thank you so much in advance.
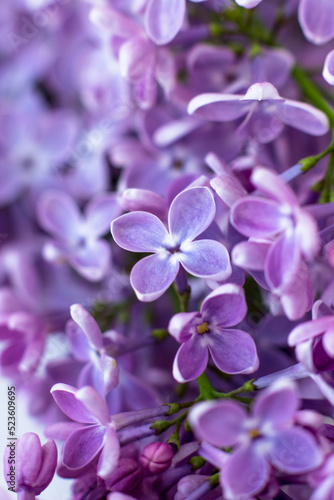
left=168, top=311, right=200, bottom=343
left=209, top=328, right=259, bottom=374
left=323, top=49, right=334, bottom=86
left=298, top=0, right=334, bottom=45
left=269, top=427, right=322, bottom=473
left=253, top=378, right=299, bottom=427
left=275, top=100, right=329, bottom=136
left=231, top=197, right=290, bottom=238
left=222, top=445, right=270, bottom=499
left=189, top=400, right=247, bottom=447
left=51, top=384, right=107, bottom=424
left=265, top=232, right=300, bottom=291
left=70, top=304, right=103, bottom=350
left=188, top=93, right=250, bottom=121
left=69, top=239, right=111, bottom=282
left=34, top=439, right=58, bottom=494
left=179, top=240, right=231, bottom=280
left=85, top=194, right=121, bottom=239
left=251, top=167, right=297, bottom=206
left=111, top=212, right=169, bottom=253
left=63, top=425, right=105, bottom=470
left=97, top=426, right=120, bottom=479
left=201, top=283, right=247, bottom=327
left=168, top=187, right=216, bottom=244
left=37, top=190, right=82, bottom=241
left=288, top=317, right=334, bottom=346
left=130, top=253, right=179, bottom=302
left=173, top=336, right=208, bottom=382
left=145, top=0, right=185, bottom=45
left=232, top=240, right=270, bottom=271
left=17, top=433, right=43, bottom=486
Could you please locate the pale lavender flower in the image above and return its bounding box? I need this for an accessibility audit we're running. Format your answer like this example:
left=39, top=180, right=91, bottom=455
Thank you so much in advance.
left=189, top=379, right=323, bottom=500
left=37, top=190, right=120, bottom=281
left=288, top=300, right=334, bottom=404
left=188, top=82, right=329, bottom=143
left=168, top=283, right=258, bottom=382
left=230, top=167, right=319, bottom=319
left=66, top=304, right=119, bottom=395
left=111, top=187, right=231, bottom=302
left=3, top=432, right=57, bottom=496
left=50, top=384, right=120, bottom=479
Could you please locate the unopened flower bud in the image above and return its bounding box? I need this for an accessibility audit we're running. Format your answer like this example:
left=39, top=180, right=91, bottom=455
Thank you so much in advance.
left=105, top=458, right=143, bottom=493
left=139, top=442, right=173, bottom=474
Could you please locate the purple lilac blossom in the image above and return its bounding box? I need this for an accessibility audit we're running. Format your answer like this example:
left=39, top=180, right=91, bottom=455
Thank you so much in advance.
left=168, top=283, right=258, bottom=381
left=189, top=379, right=323, bottom=499
left=111, top=186, right=231, bottom=301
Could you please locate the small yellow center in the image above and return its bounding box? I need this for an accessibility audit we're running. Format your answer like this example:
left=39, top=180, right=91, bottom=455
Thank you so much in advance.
left=249, top=429, right=261, bottom=439
left=197, top=322, right=209, bottom=335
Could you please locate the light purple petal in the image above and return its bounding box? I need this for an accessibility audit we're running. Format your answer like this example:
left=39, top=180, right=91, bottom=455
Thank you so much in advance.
left=179, top=240, right=231, bottom=280
left=298, top=0, right=334, bottom=45
left=323, top=49, right=334, bottom=85
left=69, top=239, right=111, bottom=282
left=63, top=425, right=105, bottom=470
left=232, top=240, right=270, bottom=271
left=201, top=283, right=247, bottom=327
left=98, top=352, right=120, bottom=394
left=269, top=427, right=322, bottom=473
left=173, top=336, right=209, bottom=382
left=188, top=93, right=250, bottom=121
left=85, top=194, right=121, bottom=239
left=97, top=426, right=120, bottom=479
left=34, top=439, right=58, bottom=494
left=153, top=117, right=202, bottom=147
left=168, top=187, right=216, bottom=244
left=51, top=383, right=104, bottom=424
left=130, top=253, right=179, bottom=302
left=288, top=317, right=334, bottom=346
left=119, top=37, right=155, bottom=82
left=222, top=444, right=270, bottom=498
left=66, top=319, right=92, bottom=362
left=168, top=311, right=200, bottom=343
left=75, top=386, right=110, bottom=426
left=265, top=232, right=299, bottom=291
left=280, top=264, right=314, bottom=321
left=37, top=190, right=82, bottom=241
left=189, top=400, right=247, bottom=447
left=111, top=212, right=169, bottom=253
left=209, top=328, right=259, bottom=374
left=275, top=100, right=329, bottom=136
left=145, top=0, right=186, bottom=45
left=121, top=189, right=168, bottom=220
left=17, top=433, right=43, bottom=485
left=251, top=167, right=297, bottom=206
left=231, top=197, right=290, bottom=238
left=253, top=379, right=299, bottom=427
left=210, top=174, right=247, bottom=207
left=235, top=0, right=263, bottom=8
left=70, top=304, right=103, bottom=350
left=45, top=422, right=85, bottom=441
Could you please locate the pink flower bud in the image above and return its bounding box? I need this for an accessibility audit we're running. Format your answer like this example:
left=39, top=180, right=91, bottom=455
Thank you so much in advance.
left=139, top=442, right=173, bottom=474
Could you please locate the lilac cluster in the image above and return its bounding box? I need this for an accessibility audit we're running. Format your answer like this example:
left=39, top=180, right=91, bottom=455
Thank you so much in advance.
left=3, top=1, right=334, bottom=500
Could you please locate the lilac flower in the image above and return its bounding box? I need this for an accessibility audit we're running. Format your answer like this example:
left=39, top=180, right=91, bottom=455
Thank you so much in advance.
left=3, top=432, right=57, bottom=496
left=189, top=379, right=323, bottom=500
left=188, top=82, right=329, bottom=143
left=50, top=383, right=120, bottom=479
left=66, top=304, right=119, bottom=395
left=230, top=167, right=318, bottom=318
left=288, top=300, right=334, bottom=404
left=168, top=283, right=258, bottom=382
left=37, top=190, right=120, bottom=281
left=111, top=187, right=231, bottom=301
